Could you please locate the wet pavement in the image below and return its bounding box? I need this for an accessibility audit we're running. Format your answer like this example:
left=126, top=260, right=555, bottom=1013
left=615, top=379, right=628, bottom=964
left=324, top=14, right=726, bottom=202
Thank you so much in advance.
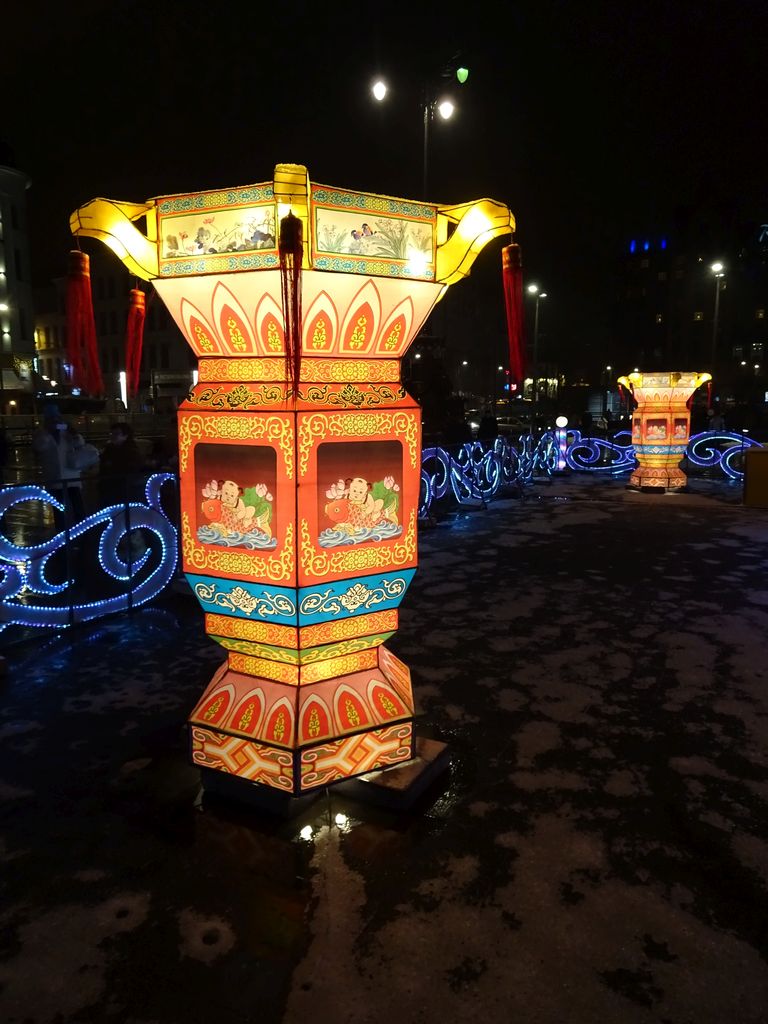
left=2, top=474, right=768, bottom=1023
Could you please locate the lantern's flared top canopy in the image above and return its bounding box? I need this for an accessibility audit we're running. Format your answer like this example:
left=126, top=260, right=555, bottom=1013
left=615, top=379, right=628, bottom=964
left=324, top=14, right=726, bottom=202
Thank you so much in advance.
left=70, top=163, right=515, bottom=288
left=618, top=371, right=712, bottom=391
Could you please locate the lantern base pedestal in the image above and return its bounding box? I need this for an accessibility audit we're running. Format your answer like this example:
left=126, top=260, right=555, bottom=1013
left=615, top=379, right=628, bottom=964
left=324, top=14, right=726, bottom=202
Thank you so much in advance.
left=335, top=736, right=450, bottom=810
left=629, top=466, right=688, bottom=492
left=199, top=768, right=322, bottom=819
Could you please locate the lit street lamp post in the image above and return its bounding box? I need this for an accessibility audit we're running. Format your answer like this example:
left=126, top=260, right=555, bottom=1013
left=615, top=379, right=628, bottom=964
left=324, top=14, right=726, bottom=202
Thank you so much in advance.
left=527, top=284, right=547, bottom=422
left=371, top=65, right=467, bottom=200
left=710, top=261, right=725, bottom=386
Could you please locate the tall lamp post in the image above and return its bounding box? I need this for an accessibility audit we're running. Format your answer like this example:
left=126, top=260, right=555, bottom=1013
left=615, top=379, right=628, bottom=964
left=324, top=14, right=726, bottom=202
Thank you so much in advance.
left=710, top=261, right=725, bottom=388
left=527, top=284, right=547, bottom=421
left=372, top=65, right=467, bottom=199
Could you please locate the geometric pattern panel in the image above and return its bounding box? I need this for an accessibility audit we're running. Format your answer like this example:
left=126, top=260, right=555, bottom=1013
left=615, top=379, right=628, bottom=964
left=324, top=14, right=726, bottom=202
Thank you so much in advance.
left=190, top=725, right=294, bottom=793
left=299, top=722, right=413, bottom=791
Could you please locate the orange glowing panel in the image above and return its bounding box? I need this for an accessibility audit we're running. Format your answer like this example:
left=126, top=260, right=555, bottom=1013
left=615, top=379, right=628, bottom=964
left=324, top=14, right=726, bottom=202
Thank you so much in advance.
left=299, top=609, right=398, bottom=648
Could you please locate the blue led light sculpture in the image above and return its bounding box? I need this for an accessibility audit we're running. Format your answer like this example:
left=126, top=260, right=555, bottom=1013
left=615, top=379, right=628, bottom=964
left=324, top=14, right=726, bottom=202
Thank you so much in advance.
left=0, top=473, right=178, bottom=631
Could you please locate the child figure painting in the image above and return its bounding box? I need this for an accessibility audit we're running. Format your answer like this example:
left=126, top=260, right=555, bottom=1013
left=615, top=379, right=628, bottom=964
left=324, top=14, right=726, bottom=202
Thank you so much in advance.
left=321, top=474, right=402, bottom=548
left=316, top=440, right=405, bottom=549
left=194, top=443, right=278, bottom=551
left=198, top=477, right=277, bottom=550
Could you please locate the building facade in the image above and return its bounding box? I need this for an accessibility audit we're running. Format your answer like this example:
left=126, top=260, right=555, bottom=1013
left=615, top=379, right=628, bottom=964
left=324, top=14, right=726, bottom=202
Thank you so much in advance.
left=613, top=224, right=768, bottom=399
left=0, top=160, right=35, bottom=411
left=33, top=249, right=195, bottom=410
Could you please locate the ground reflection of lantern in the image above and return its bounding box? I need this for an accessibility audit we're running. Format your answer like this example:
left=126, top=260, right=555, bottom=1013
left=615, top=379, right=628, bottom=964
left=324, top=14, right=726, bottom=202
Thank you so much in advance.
left=618, top=371, right=711, bottom=490
left=71, top=164, right=514, bottom=797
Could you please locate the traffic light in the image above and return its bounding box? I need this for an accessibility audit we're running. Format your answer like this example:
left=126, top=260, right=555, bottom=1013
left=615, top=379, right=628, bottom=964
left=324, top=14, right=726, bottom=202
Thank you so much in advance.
left=456, top=66, right=469, bottom=84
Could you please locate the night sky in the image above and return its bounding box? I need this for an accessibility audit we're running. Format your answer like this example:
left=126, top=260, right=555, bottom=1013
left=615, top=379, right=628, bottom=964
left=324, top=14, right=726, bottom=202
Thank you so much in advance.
left=3, top=0, right=765, bottom=375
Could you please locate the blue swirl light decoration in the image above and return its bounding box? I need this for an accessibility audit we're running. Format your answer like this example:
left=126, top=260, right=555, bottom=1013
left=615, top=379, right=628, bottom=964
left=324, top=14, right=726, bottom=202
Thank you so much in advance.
left=686, top=430, right=761, bottom=480
left=419, top=433, right=559, bottom=517
left=0, top=473, right=178, bottom=631
left=565, top=429, right=637, bottom=474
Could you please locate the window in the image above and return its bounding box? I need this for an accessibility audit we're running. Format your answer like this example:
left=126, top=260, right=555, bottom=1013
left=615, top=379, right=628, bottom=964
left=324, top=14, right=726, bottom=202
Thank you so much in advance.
left=19, top=309, right=28, bottom=339
left=14, top=248, right=23, bottom=281
left=96, top=277, right=105, bottom=300
left=160, top=343, right=169, bottom=369
left=640, top=258, right=649, bottom=269
left=657, top=271, right=667, bottom=281
left=11, top=205, right=19, bottom=230
left=99, top=311, right=108, bottom=335
left=694, top=311, right=704, bottom=321
left=109, top=310, right=117, bottom=335
left=37, top=327, right=47, bottom=349
left=107, top=276, right=115, bottom=299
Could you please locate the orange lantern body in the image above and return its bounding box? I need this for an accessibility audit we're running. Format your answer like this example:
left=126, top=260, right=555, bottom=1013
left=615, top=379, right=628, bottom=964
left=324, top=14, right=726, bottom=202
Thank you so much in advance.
left=71, top=164, right=514, bottom=795
left=619, top=371, right=711, bottom=490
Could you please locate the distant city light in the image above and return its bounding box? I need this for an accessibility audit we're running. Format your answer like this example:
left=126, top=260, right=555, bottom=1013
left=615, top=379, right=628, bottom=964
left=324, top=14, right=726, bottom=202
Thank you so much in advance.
left=414, top=352, right=422, bottom=359
left=372, top=80, right=387, bottom=101
left=0, top=303, right=8, bottom=311
left=711, top=261, right=725, bottom=276
left=461, top=360, right=468, bottom=366
left=437, top=99, right=455, bottom=119
left=629, top=240, right=636, bottom=254
left=660, top=238, right=667, bottom=249
left=643, top=240, right=650, bottom=252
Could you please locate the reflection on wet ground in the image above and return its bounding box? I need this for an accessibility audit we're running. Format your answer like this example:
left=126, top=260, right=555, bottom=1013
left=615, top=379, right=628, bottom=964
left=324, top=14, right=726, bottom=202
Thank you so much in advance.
left=2, top=475, right=768, bottom=1023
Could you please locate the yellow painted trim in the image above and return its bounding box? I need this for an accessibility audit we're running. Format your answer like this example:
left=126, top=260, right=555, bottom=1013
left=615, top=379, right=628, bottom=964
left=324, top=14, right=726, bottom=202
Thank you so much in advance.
left=69, top=199, right=159, bottom=281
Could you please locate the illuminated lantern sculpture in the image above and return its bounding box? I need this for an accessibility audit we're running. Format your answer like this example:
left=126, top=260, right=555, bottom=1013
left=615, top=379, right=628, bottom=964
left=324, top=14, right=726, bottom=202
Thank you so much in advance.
left=618, top=371, right=712, bottom=490
left=71, top=164, right=514, bottom=796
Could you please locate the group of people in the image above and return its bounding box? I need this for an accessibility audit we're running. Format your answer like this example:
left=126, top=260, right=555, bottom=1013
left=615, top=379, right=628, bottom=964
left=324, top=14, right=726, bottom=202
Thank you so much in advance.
left=32, top=407, right=147, bottom=528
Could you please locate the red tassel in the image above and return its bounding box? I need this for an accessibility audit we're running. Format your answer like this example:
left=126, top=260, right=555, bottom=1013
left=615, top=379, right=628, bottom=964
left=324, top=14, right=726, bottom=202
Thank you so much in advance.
left=279, top=212, right=303, bottom=396
left=502, top=243, right=525, bottom=384
left=66, top=250, right=103, bottom=396
left=125, top=287, right=146, bottom=399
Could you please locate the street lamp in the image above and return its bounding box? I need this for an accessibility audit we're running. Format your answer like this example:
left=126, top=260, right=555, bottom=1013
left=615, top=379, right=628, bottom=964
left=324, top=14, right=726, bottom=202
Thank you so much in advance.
left=527, top=284, right=547, bottom=417
left=422, top=95, right=456, bottom=197
left=370, top=66, right=467, bottom=198
left=710, top=261, right=725, bottom=382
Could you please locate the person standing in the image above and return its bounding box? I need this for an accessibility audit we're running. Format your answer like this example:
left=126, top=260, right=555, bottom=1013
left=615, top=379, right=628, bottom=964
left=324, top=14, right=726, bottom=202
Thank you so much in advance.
left=32, top=407, right=88, bottom=526
left=99, top=422, right=146, bottom=559
left=99, top=422, right=145, bottom=506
